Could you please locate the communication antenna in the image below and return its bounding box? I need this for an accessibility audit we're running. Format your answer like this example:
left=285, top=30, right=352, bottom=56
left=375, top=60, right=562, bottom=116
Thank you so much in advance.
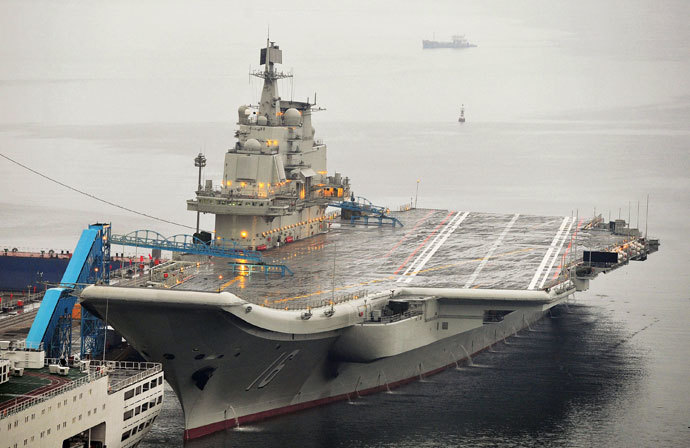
left=645, top=194, right=649, bottom=238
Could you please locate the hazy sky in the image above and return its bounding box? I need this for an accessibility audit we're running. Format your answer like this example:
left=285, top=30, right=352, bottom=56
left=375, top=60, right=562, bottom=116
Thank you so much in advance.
left=1, top=0, right=688, bottom=124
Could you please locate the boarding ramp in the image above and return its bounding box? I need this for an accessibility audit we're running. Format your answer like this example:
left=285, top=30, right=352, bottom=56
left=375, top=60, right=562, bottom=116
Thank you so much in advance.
left=330, top=196, right=403, bottom=227
left=110, top=230, right=262, bottom=263
left=26, top=224, right=110, bottom=358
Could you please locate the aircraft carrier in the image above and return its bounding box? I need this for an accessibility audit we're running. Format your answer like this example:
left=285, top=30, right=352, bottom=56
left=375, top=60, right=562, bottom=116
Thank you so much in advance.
left=78, top=40, right=660, bottom=441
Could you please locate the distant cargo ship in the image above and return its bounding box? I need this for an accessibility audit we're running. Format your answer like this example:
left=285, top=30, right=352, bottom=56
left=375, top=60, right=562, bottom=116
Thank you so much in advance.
left=0, top=250, right=70, bottom=293
left=423, top=34, right=477, bottom=49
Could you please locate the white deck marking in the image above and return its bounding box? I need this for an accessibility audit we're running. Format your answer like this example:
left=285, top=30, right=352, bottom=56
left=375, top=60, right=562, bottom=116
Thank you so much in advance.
left=463, top=213, right=520, bottom=288
left=403, top=211, right=469, bottom=283
left=397, top=211, right=462, bottom=281
left=398, top=211, right=465, bottom=282
left=538, top=217, right=574, bottom=289
left=527, top=216, right=570, bottom=290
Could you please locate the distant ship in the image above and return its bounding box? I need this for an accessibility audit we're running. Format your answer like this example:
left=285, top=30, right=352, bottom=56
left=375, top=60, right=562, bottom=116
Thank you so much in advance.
left=423, top=35, right=477, bottom=49
left=459, top=104, right=466, bottom=123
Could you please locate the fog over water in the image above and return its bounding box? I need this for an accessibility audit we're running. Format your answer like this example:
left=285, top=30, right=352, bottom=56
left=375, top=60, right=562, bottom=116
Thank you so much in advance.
left=1, top=1, right=689, bottom=446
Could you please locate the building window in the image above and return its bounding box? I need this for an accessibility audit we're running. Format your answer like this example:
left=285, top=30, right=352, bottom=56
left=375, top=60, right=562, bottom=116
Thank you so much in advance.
left=121, top=430, right=130, bottom=441
left=124, top=389, right=134, bottom=400
left=123, top=410, right=133, bottom=421
left=442, top=321, right=448, bottom=330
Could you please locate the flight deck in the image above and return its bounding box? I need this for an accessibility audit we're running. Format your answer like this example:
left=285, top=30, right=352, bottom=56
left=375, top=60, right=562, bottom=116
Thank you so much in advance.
left=175, top=209, right=634, bottom=309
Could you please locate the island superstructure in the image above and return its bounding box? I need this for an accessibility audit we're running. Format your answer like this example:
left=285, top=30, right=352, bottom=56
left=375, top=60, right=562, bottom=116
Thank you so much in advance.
left=187, top=39, right=350, bottom=250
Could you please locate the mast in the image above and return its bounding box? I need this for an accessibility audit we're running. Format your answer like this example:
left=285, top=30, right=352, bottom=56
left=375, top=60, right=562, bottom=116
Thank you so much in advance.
left=251, top=38, right=292, bottom=126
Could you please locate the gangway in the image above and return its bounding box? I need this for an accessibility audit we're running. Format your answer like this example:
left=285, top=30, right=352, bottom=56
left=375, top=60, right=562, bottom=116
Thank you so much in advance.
left=329, top=196, right=403, bottom=228
left=26, top=224, right=111, bottom=358
left=110, top=230, right=262, bottom=263
left=228, top=261, right=294, bottom=277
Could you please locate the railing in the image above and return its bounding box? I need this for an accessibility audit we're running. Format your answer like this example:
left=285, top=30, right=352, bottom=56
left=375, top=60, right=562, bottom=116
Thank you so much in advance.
left=103, top=364, right=162, bottom=393
left=0, top=369, right=106, bottom=420
left=267, top=289, right=370, bottom=310
left=42, top=359, right=163, bottom=394
left=0, top=340, right=43, bottom=351
left=195, top=182, right=295, bottom=200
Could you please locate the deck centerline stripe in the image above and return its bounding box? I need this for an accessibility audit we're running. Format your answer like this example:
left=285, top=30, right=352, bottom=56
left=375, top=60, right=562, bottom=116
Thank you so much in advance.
left=539, top=217, right=575, bottom=288
left=404, top=211, right=470, bottom=283
left=527, top=216, right=570, bottom=290
left=393, top=211, right=454, bottom=274
left=463, top=213, right=520, bottom=288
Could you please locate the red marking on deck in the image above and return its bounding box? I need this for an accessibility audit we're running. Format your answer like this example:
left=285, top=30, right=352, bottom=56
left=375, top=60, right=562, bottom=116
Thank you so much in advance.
left=380, top=210, right=435, bottom=260
left=393, top=211, right=454, bottom=274
left=552, top=218, right=584, bottom=279
left=0, top=371, right=72, bottom=412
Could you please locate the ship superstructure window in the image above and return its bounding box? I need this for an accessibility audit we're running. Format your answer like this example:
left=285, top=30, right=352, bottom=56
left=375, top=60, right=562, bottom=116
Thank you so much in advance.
left=123, top=410, right=133, bottom=421
left=124, top=389, right=134, bottom=400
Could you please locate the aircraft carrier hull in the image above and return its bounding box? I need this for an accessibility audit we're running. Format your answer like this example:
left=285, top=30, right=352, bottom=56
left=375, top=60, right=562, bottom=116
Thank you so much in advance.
left=82, top=292, right=548, bottom=440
